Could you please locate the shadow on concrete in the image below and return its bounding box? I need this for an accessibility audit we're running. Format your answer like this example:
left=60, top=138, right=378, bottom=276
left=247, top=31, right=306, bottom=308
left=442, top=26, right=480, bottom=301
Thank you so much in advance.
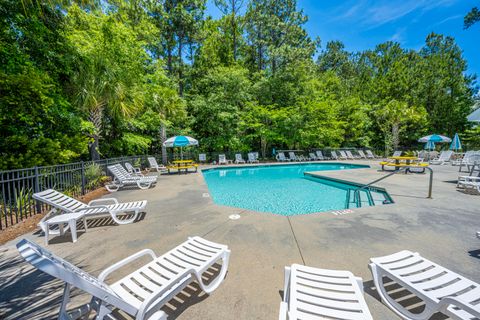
left=0, top=249, right=87, bottom=320
left=468, top=249, right=480, bottom=259
left=364, top=279, right=448, bottom=320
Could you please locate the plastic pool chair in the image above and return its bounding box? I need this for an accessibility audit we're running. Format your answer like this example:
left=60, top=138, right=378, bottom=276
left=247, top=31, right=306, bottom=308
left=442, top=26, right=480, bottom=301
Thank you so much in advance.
left=235, top=153, right=246, bottom=164
left=199, top=153, right=207, bottom=162
left=365, top=150, right=378, bottom=159
left=392, top=150, right=402, bottom=157
left=124, top=162, right=142, bottom=175
left=147, top=156, right=168, bottom=173
left=430, top=150, right=454, bottom=165
left=17, top=236, right=230, bottom=320
left=34, top=189, right=147, bottom=238
left=357, top=150, right=367, bottom=159
left=345, top=150, right=359, bottom=160
left=107, top=164, right=157, bottom=192
left=309, top=152, right=318, bottom=161
left=338, top=150, right=348, bottom=160
left=370, top=250, right=480, bottom=320
left=277, top=152, right=290, bottom=162
left=248, top=152, right=259, bottom=163
left=280, top=264, right=373, bottom=320
left=316, top=150, right=328, bottom=160
left=457, top=175, right=480, bottom=193
left=218, top=154, right=229, bottom=165
left=288, top=152, right=299, bottom=161
left=330, top=150, right=339, bottom=160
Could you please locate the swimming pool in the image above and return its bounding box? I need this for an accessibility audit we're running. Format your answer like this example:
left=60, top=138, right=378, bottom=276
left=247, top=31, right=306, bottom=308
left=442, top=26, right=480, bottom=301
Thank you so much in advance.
left=202, top=163, right=391, bottom=216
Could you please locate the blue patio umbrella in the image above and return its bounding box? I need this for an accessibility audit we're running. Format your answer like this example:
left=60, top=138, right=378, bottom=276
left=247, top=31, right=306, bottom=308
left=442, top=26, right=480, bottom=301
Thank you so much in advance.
left=449, top=133, right=462, bottom=151
left=418, top=134, right=452, bottom=143
left=163, top=135, right=198, bottom=159
left=424, top=140, right=435, bottom=150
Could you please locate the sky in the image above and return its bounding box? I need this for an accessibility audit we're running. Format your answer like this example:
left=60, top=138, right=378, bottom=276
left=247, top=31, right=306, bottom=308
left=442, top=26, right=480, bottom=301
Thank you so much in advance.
left=206, top=0, right=479, bottom=78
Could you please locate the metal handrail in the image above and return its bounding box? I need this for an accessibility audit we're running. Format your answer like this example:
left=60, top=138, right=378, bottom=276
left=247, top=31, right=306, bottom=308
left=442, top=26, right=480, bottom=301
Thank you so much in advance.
left=354, top=166, right=433, bottom=199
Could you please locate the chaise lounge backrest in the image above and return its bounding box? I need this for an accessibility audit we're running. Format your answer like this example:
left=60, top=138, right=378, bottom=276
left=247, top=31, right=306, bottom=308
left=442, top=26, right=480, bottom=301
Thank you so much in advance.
left=108, top=164, right=132, bottom=181
left=147, top=157, right=158, bottom=167
left=33, top=189, right=88, bottom=213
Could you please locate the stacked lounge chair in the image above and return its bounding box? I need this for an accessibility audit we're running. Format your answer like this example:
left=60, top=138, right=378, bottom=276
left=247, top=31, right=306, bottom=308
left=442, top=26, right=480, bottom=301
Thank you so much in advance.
left=430, top=150, right=454, bottom=165
left=107, top=164, right=157, bottom=192
left=147, top=157, right=168, bottom=173
left=235, top=153, right=246, bottom=164
left=248, top=152, right=259, bottom=163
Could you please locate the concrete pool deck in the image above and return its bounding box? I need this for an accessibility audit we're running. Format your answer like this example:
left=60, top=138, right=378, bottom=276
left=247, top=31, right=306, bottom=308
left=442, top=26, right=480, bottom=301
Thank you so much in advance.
left=1, top=160, right=479, bottom=319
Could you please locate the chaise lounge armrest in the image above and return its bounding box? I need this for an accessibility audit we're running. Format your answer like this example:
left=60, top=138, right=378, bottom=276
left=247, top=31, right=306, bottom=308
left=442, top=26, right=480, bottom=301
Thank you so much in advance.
left=88, top=198, right=119, bottom=206
left=99, top=249, right=157, bottom=282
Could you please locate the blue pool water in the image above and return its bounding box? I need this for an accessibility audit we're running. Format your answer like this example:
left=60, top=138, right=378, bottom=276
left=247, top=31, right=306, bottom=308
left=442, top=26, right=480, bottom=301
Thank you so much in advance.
left=202, top=163, right=386, bottom=216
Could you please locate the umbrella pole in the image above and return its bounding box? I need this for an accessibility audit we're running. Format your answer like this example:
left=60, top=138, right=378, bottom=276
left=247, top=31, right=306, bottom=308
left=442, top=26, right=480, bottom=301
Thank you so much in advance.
left=181, top=147, right=183, bottom=160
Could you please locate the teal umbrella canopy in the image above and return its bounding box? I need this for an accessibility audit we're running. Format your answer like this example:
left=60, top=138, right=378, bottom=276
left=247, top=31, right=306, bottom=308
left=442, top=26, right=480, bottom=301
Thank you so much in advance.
left=163, top=136, right=198, bottom=147
left=418, top=134, right=451, bottom=143
left=449, top=133, right=462, bottom=151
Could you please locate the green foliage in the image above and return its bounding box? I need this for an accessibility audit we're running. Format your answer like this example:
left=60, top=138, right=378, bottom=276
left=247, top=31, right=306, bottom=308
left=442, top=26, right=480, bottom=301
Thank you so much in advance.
left=84, top=163, right=105, bottom=189
left=464, top=6, right=480, bottom=29
left=0, top=0, right=477, bottom=170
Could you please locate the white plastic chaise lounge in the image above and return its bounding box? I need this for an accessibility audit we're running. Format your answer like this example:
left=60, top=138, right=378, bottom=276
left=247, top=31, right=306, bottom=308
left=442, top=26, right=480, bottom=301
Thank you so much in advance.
left=235, top=153, right=246, bottom=164
left=289, top=152, right=299, bottom=161
left=198, top=153, right=207, bottom=162
left=430, top=150, right=454, bottom=165
left=277, top=152, right=290, bottom=162
left=345, top=150, right=359, bottom=160
left=125, top=162, right=142, bottom=175
left=309, top=153, right=318, bottom=161
left=280, top=264, right=373, bottom=320
left=218, top=154, right=228, bottom=165
left=357, top=150, right=367, bottom=159
left=365, top=150, right=377, bottom=159
left=330, top=151, right=339, bottom=160
left=248, top=152, right=259, bottom=163
left=338, top=150, right=348, bottom=160
left=452, top=150, right=474, bottom=166
left=107, top=164, right=157, bottom=192
left=370, top=250, right=480, bottom=320
left=392, top=151, right=402, bottom=157
left=457, top=176, right=480, bottom=193
left=147, top=157, right=168, bottom=173
left=17, top=236, right=230, bottom=320
left=316, top=150, right=328, bottom=160
left=34, top=189, right=147, bottom=242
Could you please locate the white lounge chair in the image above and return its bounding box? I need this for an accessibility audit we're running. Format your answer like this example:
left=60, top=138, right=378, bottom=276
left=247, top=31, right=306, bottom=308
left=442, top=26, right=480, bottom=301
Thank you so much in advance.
left=338, top=151, right=348, bottom=160
left=330, top=151, right=339, bottom=160
left=452, top=151, right=474, bottom=166
left=280, top=264, right=373, bottom=320
left=147, top=157, right=168, bottom=173
left=458, top=153, right=480, bottom=173
left=34, top=189, right=146, bottom=240
left=248, top=152, right=259, bottom=163
left=392, top=150, right=402, bottom=157
left=308, top=153, right=318, bottom=161
left=199, top=153, right=207, bottom=162
left=370, top=250, right=480, bottom=320
left=17, top=236, right=230, bottom=320
left=345, top=150, right=358, bottom=160
left=277, top=152, right=290, bottom=162
left=365, top=150, right=378, bottom=159
left=125, top=162, right=142, bottom=175
left=430, top=150, right=454, bottom=165
left=218, top=154, right=228, bottom=165
left=457, top=175, right=480, bottom=193
left=357, top=150, right=367, bottom=159
left=107, top=164, right=157, bottom=192
left=316, top=150, right=328, bottom=160
left=288, top=152, right=299, bottom=161
left=235, top=153, right=246, bottom=164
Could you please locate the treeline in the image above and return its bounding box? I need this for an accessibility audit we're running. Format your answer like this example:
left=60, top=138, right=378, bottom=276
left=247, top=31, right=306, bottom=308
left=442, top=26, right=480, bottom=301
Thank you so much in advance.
left=0, top=0, right=477, bottom=169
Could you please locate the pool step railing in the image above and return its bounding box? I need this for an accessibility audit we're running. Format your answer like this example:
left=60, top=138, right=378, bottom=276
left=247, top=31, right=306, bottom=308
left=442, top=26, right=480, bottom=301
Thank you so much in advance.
left=346, top=188, right=375, bottom=209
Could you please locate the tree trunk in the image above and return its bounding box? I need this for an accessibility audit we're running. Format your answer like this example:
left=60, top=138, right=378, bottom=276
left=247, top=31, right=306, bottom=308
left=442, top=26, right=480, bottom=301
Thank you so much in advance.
left=392, top=123, right=400, bottom=150
left=178, top=39, right=184, bottom=96
left=89, top=134, right=100, bottom=161
left=160, top=124, right=167, bottom=164
left=261, top=136, right=267, bottom=158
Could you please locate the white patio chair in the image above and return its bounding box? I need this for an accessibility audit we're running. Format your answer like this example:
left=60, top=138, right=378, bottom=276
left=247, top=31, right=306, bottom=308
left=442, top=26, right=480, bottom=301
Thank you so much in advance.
left=17, top=236, right=230, bottom=320
left=316, top=150, right=327, bottom=160
left=357, top=150, right=367, bottom=159
left=338, top=151, right=348, bottom=160
left=248, top=152, right=259, bottom=163
left=107, top=164, right=157, bottom=192
left=345, top=150, right=358, bottom=160
left=125, top=162, right=142, bottom=175
left=370, top=250, right=480, bottom=320
left=235, top=153, right=246, bottom=164
left=218, top=154, right=229, bottom=165
left=452, top=150, right=473, bottom=166
left=277, top=152, right=290, bottom=162
left=457, top=175, right=480, bottom=193
left=199, top=153, right=207, bottom=162
left=34, top=189, right=146, bottom=238
left=288, top=152, right=299, bottom=161
left=365, top=150, right=377, bottom=159
left=147, top=157, right=168, bottom=173
left=430, top=150, right=454, bottom=165
left=308, top=152, right=318, bottom=161
left=392, top=150, right=402, bottom=157
left=330, top=151, right=339, bottom=160
left=280, top=264, right=373, bottom=320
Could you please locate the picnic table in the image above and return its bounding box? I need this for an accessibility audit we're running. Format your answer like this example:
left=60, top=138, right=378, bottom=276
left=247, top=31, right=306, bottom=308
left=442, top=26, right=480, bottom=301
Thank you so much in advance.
left=380, top=156, right=429, bottom=172
left=167, top=159, right=198, bottom=174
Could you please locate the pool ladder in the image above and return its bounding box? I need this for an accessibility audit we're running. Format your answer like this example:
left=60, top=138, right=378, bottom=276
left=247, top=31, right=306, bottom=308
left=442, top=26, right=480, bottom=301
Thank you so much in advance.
left=346, top=188, right=375, bottom=209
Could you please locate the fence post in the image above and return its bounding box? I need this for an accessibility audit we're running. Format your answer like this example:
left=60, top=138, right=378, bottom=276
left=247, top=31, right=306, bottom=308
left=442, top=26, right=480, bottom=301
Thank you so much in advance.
left=34, top=166, right=41, bottom=214
left=81, top=161, right=86, bottom=195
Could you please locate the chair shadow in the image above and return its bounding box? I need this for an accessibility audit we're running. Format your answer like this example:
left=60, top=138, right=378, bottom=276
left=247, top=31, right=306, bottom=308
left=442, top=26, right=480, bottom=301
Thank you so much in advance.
left=363, top=279, right=448, bottom=320
left=468, top=249, right=480, bottom=259
left=0, top=250, right=88, bottom=320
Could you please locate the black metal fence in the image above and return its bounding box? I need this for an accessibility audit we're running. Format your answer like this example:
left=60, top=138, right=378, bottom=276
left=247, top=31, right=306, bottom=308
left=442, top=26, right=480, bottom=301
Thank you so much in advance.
left=0, top=155, right=149, bottom=230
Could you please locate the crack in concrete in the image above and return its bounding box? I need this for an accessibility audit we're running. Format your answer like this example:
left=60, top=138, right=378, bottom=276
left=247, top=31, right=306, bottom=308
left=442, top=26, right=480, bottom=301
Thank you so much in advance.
left=287, top=216, right=306, bottom=265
